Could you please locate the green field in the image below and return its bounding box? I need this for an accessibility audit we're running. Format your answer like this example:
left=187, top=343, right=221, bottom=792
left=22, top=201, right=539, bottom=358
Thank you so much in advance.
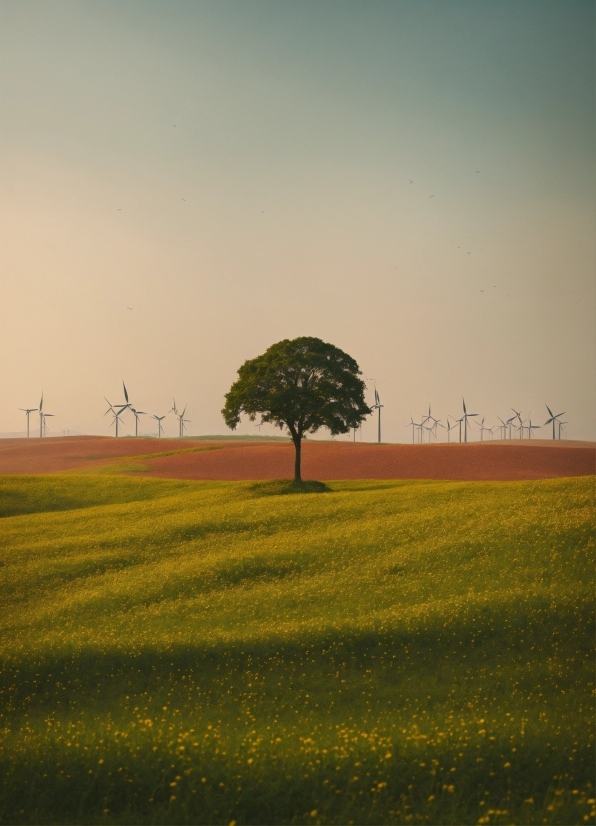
left=0, top=474, right=593, bottom=825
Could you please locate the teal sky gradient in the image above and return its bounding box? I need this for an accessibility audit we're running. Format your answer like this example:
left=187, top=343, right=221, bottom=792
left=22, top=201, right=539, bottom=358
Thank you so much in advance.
left=1, top=1, right=594, bottom=440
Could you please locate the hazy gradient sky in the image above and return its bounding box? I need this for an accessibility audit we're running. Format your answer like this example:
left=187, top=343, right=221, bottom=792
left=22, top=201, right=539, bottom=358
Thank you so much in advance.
left=1, top=0, right=594, bottom=441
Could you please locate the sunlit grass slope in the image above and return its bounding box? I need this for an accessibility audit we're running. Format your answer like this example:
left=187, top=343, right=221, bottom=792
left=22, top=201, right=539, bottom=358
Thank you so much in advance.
left=0, top=475, right=593, bottom=825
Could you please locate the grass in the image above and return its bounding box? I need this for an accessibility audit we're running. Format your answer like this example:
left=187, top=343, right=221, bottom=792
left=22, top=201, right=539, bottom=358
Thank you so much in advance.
left=0, top=474, right=593, bottom=825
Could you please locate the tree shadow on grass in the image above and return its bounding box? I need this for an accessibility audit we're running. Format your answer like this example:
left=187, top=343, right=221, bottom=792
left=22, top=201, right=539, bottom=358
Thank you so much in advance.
left=248, top=479, right=330, bottom=496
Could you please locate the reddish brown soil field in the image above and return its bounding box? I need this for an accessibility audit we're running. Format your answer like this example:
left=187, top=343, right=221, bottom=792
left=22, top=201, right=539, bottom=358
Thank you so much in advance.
left=0, top=436, right=594, bottom=481
left=0, top=436, right=198, bottom=474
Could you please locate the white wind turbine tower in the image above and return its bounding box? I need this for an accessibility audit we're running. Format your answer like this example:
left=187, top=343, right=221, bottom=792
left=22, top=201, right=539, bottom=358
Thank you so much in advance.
left=152, top=414, right=166, bottom=438
left=557, top=419, right=567, bottom=439
left=544, top=405, right=565, bottom=440
left=477, top=416, right=490, bottom=442
left=496, top=416, right=508, bottom=439
left=130, top=408, right=146, bottom=437
left=526, top=415, right=541, bottom=439
left=176, top=404, right=191, bottom=437
left=171, top=398, right=190, bottom=438
left=104, top=402, right=127, bottom=437
left=511, top=408, right=524, bottom=439
left=461, top=397, right=478, bottom=443
left=39, top=394, right=54, bottom=437
left=445, top=415, right=458, bottom=443
left=19, top=400, right=38, bottom=438
left=104, top=381, right=132, bottom=437
left=371, top=387, right=383, bottom=443
left=419, top=405, right=439, bottom=442
left=406, top=416, right=418, bottom=444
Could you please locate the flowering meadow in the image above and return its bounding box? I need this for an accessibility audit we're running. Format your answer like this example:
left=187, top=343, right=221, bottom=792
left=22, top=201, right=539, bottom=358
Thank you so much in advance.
left=0, top=474, right=593, bottom=824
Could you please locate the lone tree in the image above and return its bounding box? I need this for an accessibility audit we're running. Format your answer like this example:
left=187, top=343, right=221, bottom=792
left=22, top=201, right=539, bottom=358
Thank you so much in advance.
left=222, top=337, right=371, bottom=482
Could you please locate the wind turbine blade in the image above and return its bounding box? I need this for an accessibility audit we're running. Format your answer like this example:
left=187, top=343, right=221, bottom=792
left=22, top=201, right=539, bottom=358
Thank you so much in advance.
left=123, top=382, right=129, bottom=403
left=545, top=404, right=554, bottom=417
left=462, top=397, right=466, bottom=413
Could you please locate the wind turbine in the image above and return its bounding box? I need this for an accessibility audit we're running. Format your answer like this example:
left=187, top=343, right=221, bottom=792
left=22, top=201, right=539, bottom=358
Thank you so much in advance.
left=104, top=381, right=132, bottom=437
left=181, top=406, right=190, bottom=437
left=544, top=405, right=565, bottom=440
left=496, top=416, right=509, bottom=439
left=104, top=398, right=127, bottom=437
left=39, top=393, right=44, bottom=437
left=152, top=414, right=166, bottom=438
left=511, top=408, right=524, bottom=439
left=477, top=416, right=489, bottom=442
left=39, top=394, right=54, bottom=437
left=557, top=420, right=567, bottom=439
left=19, top=401, right=38, bottom=437
left=106, top=404, right=127, bottom=437
left=171, top=399, right=189, bottom=438
left=371, top=387, right=383, bottom=443
left=407, top=416, right=418, bottom=444
left=422, top=405, right=440, bottom=442
left=461, top=397, right=478, bottom=443
left=526, top=416, right=541, bottom=439
left=130, top=408, right=146, bottom=437
left=444, top=415, right=459, bottom=444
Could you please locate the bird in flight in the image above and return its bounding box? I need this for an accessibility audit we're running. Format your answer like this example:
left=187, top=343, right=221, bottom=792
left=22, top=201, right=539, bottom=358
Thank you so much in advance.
left=475, top=170, right=480, bottom=173
left=261, top=210, right=265, bottom=213
left=127, top=306, right=133, bottom=310
left=409, top=179, right=413, bottom=183
left=173, top=124, right=177, bottom=127
left=429, top=194, right=434, bottom=198
left=467, top=251, right=471, bottom=255
left=181, top=198, right=186, bottom=201
left=479, top=289, right=484, bottom=292
left=456, top=245, right=460, bottom=248
left=117, top=208, right=121, bottom=211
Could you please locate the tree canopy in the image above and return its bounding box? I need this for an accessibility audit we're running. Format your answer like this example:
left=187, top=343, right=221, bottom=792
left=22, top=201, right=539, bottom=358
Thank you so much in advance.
left=222, top=337, right=371, bottom=481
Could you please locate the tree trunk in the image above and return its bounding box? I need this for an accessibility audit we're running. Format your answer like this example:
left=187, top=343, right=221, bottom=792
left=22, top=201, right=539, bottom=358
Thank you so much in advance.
left=292, top=434, right=302, bottom=482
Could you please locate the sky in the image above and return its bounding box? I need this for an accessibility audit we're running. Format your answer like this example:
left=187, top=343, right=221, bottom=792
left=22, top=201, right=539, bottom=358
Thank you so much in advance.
left=1, top=0, right=594, bottom=441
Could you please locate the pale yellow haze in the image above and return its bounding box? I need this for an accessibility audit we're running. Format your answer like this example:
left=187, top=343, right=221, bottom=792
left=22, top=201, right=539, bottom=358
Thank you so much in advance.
left=1, top=1, right=594, bottom=440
